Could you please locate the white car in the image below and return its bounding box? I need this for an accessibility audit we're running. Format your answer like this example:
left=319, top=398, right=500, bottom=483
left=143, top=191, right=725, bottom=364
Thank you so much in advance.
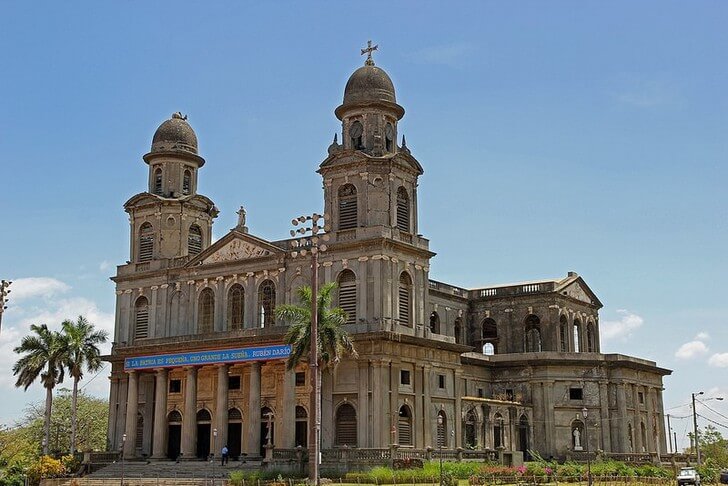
left=677, top=467, right=701, bottom=486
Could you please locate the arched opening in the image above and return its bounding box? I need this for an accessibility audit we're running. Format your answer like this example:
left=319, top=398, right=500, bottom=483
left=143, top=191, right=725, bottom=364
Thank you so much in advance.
left=138, top=223, right=154, bottom=262
left=464, top=409, right=477, bottom=448
left=385, top=123, right=394, bottom=152
left=572, top=419, right=585, bottom=451
left=167, top=410, right=182, bottom=460
left=429, top=311, right=440, bottom=334
left=258, top=280, right=276, bottom=327
left=196, top=409, right=212, bottom=459
left=182, top=170, right=192, bottom=195
left=295, top=406, right=308, bottom=447
left=398, top=272, right=412, bottom=326
left=493, top=413, right=504, bottom=449
left=640, top=422, right=647, bottom=452
left=227, top=408, right=242, bottom=460
left=586, top=322, right=596, bottom=352
left=153, top=168, right=163, bottom=195
left=134, top=297, right=149, bottom=340
left=338, top=184, right=358, bottom=230
left=198, top=288, right=214, bottom=334
left=335, top=403, right=357, bottom=447
left=260, top=407, right=274, bottom=457
left=396, top=187, right=410, bottom=233
left=337, top=270, right=357, bottom=324
left=397, top=405, right=413, bottom=446
left=518, top=415, right=530, bottom=460
left=524, top=314, right=542, bottom=352
left=573, top=319, right=582, bottom=353
left=628, top=423, right=634, bottom=452
left=454, top=317, right=462, bottom=344
left=227, top=284, right=245, bottom=330
left=350, top=120, right=364, bottom=150
left=188, top=225, right=202, bottom=256
left=482, top=318, right=498, bottom=355
left=436, top=410, right=447, bottom=448
left=559, top=315, right=569, bottom=352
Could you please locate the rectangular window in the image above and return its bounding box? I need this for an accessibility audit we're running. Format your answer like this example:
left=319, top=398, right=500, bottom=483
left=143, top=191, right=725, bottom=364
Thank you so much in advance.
left=478, top=388, right=484, bottom=398
left=400, top=370, right=411, bottom=386
left=438, top=375, right=445, bottom=389
left=295, top=372, right=306, bottom=387
left=506, top=389, right=514, bottom=401
left=638, top=391, right=644, bottom=404
left=228, top=375, right=241, bottom=390
left=570, top=387, right=583, bottom=400
left=169, top=379, right=181, bottom=393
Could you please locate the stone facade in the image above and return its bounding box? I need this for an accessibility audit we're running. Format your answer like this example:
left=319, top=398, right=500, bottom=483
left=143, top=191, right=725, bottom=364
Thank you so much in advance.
left=105, top=56, right=671, bottom=462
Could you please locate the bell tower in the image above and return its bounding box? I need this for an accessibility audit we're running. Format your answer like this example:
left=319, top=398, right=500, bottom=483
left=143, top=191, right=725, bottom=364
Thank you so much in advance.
left=124, top=113, right=218, bottom=263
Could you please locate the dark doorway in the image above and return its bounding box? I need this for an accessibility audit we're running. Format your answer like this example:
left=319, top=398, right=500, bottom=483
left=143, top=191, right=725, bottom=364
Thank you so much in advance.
left=167, top=410, right=182, bottom=460
left=295, top=406, right=308, bottom=447
left=228, top=423, right=242, bottom=459
left=519, top=415, right=530, bottom=460
left=260, top=407, right=274, bottom=457
left=196, top=409, right=212, bottom=459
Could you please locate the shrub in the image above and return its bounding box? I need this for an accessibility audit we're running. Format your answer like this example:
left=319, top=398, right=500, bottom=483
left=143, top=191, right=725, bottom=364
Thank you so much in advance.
left=25, top=455, right=66, bottom=486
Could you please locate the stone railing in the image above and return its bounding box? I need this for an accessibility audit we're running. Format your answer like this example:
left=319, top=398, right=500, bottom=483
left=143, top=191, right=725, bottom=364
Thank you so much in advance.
left=474, top=281, right=556, bottom=299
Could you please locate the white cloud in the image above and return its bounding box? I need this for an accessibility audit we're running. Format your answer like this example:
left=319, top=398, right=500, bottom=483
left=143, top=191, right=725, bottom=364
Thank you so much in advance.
left=8, top=277, right=70, bottom=301
left=675, top=340, right=710, bottom=360
left=410, top=43, right=473, bottom=66
left=708, top=353, right=728, bottom=368
left=99, top=261, right=112, bottom=272
left=695, top=331, right=710, bottom=341
left=601, top=309, right=644, bottom=341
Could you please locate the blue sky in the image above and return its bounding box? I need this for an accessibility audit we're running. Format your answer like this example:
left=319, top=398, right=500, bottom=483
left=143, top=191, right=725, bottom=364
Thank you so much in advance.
left=0, top=2, right=727, bottom=447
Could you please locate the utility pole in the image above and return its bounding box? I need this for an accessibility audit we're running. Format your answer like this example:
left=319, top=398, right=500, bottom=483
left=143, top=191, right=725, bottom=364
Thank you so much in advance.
left=692, top=391, right=703, bottom=464
left=0, top=280, right=12, bottom=334
left=666, top=414, right=673, bottom=454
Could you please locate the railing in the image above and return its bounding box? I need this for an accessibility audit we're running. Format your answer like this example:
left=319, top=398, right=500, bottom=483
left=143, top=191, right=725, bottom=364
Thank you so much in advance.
left=428, top=280, right=469, bottom=298
left=475, top=282, right=556, bottom=298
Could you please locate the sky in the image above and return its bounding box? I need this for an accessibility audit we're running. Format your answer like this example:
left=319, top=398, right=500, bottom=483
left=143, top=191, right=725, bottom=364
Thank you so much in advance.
left=0, top=1, right=727, bottom=450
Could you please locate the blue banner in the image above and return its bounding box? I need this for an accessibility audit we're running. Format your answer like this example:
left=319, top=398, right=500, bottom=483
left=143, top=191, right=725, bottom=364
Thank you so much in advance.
left=124, top=344, right=292, bottom=370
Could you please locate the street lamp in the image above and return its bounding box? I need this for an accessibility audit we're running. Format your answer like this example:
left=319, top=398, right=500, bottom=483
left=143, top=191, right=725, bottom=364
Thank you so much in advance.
left=0, top=280, right=11, bottom=334
left=212, top=428, right=218, bottom=486
left=582, top=407, right=592, bottom=486
left=120, top=433, right=127, bottom=486
left=692, top=392, right=724, bottom=465
left=289, top=213, right=329, bottom=486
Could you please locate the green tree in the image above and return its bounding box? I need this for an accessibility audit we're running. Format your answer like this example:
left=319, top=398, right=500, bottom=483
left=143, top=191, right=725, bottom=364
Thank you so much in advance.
left=12, top=324, right=66, bottom=455
left=699, top=425, right=728, bottom=467
left=60, top=316, right=108, bottom=454
left=274, top=282, right=358, bottom=370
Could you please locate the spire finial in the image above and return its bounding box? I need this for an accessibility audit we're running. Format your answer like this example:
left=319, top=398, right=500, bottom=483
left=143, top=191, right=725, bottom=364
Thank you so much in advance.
left=172, top=112, right=187, bottom=121
left=361, top=40, right=378, bottom=66
left=333, top=133, right=338, bottom=144
left=402, top=134, right=407, bottom=147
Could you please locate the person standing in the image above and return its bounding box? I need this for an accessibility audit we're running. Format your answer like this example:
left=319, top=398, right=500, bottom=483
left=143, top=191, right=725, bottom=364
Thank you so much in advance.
left=221, top=445, right=229, bottom=466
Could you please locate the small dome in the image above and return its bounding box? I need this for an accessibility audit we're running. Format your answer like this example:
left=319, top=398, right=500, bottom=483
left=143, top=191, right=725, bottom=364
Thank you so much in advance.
left=151, top=112, right=198, bottom=154
left=343, top=65, right=396, bottom=105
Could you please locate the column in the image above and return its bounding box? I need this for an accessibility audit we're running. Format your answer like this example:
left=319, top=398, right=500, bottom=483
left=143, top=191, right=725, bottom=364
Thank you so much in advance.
left=422, top=365, right=432, bottom=447
left=107, top=376, right=120, bottom=451
left=152, top=369, right=168, bottom=459
left=648, top=388, right=658, bottom=454
left=280, top=367, right=296, bottom=448
left=215, top=277, right=225, bottom=331
left=656, top=388, right=667, bottom=455
left=321, top=369, right=334, bottom=448
left=454, top=371, right=463, bottom=448
left=616, top=383, right=629, bottom=452
left=181, top=366, right=198, bottom=459
left=149, top=286, right=158, bottom=338
left=543, top=381, right=555, bottom=454
left=357, top=361, right=369, bottom=447
left=246, top=362, right=261, bottom=456
left=632, top=385, right=643, bottom=452
left=531, top=382, right=545, bottom=452
left=370, top=361, right=386, bottom=446
left=216, top=365, right=229, bottom=451
left=123, top=371, right=139, bottom=457
left=187, top=282, right=196, bottom=335
left=599, top=382, right=612, bottom=452
left=414, top=365, right=424, bottom=448
left=389, top=361, right=399, bottom=444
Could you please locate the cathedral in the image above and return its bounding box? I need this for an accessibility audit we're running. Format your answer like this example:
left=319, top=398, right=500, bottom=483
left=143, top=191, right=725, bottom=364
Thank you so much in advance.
left=105, top=48, right=671, bottom=465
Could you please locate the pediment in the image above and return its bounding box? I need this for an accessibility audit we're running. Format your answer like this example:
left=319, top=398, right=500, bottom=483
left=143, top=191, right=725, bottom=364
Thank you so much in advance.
left=556, top=277, right=603, bottom=308
left=187, top=231, right=283, bottom=266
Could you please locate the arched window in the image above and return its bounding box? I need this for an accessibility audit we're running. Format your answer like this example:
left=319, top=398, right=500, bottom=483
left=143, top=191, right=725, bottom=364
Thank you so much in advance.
left=134, top=297, right=149, bottom=339
left=335, top=403, right=357, bottom=447
left=559, top=315, right=569, bottom=352
left=182, top=170, right=191, bottom=195
left=493, top=413, right=504, bottom=449
left=228, top=408, right=242, bottom=422
left=338, top=184, right=358, bottom=230
left=397, top=405, right=413, bottom=446
left=524, top=314, right=542, bottom=352
left=153, top=168, right=163, bottom=195
left=396, top=187, right=410, bottom=232
left=295, top=406, right=308, bottom=447
left=464, top=409, right=477, bottom=448
left=436, top=410, right=447, bottom=448
left=429, top=311, right=440, bottom=334
left=197, top=409, right=212, bottom=423
left=337, top=270, right=356, bottom=324
left=454, top=317, right=462, bottom=344
left=385, top=123, right=394, bottom=152
left=573, top=319, right=582, bottom=353
left=398, top=272, right=412, bottom=326
left=188, top=225, right=203, bottom=256
left=227, top=284, right=244, bottom=330
left=139, top=223, right=154, bottom=262
left=482, top=318, right=498, bottom=355
left=350, top=120, right=363, bottom=149
left=586, top=322, right=596, bottom=352
left=198, top=288, right=214, bottom=333
left=168, top=410, right=182, bottom=424
left=258, top=280, right=276, bottom=328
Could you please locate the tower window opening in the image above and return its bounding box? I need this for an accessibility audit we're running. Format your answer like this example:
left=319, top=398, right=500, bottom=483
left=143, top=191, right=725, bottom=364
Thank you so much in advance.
left=338, top=184, right=358, bottom=230
left=153, top=168, right=163, bottom=195
left=396, top=186, right=410, bottom=232
left=134, top=297, right=149, bottom=339
left=188, top=224, right=203, bottom=256
left=337, top=270, right=357, bottom=324
left=350, top=121, right=364, bottom=150
left=385, top=123, right=394, bottom=152
left=138, top=223, right=154, bottom=262
left=398, top=272, right=412, bottom=326
left=182, top=170, right=192, bottom=195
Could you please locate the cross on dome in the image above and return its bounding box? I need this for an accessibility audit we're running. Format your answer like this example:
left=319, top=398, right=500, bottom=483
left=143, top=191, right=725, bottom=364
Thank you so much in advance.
left=361, top=40, right=378, bottom=66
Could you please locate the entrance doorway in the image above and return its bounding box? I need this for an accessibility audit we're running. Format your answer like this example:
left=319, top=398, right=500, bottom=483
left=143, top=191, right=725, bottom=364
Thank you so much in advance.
left=196, top=409, right=212, bottom=459
left=260, top=407, right=274, bottom=457
left=518, top=415, right=530, bottom=460
left=167, top=411, right=182, bottom=460
left=227, top=408, right=243, bottom=460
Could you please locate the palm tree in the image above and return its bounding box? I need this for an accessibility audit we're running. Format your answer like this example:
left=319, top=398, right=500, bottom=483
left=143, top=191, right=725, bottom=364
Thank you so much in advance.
left=61, top=316, right=109, bottom=454
left=275, top=282, right=358, bottom=371
left=13, top=324, right=66, bottom=455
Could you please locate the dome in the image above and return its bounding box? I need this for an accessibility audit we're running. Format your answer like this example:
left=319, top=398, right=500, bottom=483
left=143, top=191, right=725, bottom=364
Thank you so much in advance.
left=343, top=64, right=397, bottom=105
left=151, top=112, right=198, bottom=154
